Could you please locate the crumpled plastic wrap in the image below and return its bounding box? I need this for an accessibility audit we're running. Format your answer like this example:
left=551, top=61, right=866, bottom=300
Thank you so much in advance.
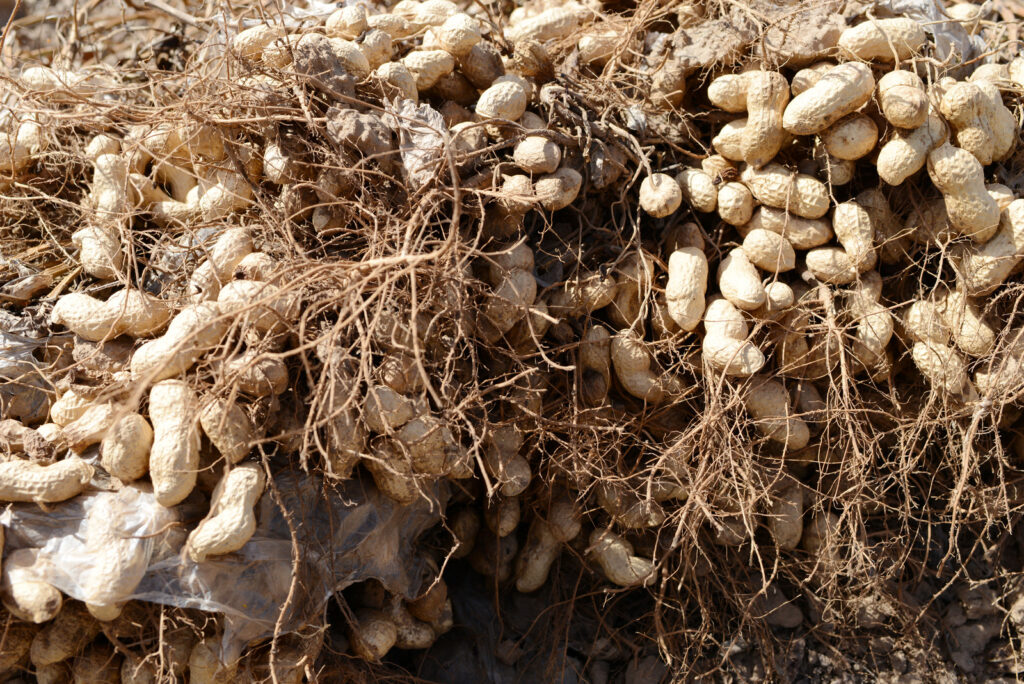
left=2, top=470, right=447, bottom=660
left=385, top=99, right=447, bottom=192
left=881, top=0, right=981, bottom=69
left=0, top=329, right=51, bottom=424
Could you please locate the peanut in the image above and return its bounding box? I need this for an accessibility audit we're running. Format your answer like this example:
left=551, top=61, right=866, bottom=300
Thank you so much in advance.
left=877, top=70, right=928, bottom=129
left=579, top=325, right=613, bottom=407
left=927, top=142, right=1000, bottom=240
left=718, top=248, right=766, bottom=310
left=768, top=482, right=804, bottom=550
left=955, top=199, right=1024, bottom=295
left=186, top=463, right=266, bottom=562
left=936, top=287, right=995, bottom=357
left=100, top=413, right=152, bottom=482
left=675, top=167, right=717, bottom=213
left=199, top=398, right=259, bottom=464
left=0, top=456, right=92, bottom=503
left=588, top=528, right=655, bottom=587
left=348, top=609, right=397, bottom=661
left=701, top=297, right=765, bottom=377
left=741, top=71, right=790, bottom=168
left=187, top=638, right=238, bottom=684
left=665, top=246, right=708, bottom=331
left=514, top=500, right=580, bottom=593
left=708, top=72, right=754, bottom=112
left=513, top=136, right=561, bottom=174
left=639, top=173, right=682, bottom=218
left=782, top=62, right=874, bottom=135
left=148, top=380, right=201, bottom=507
left=326, top=6, right=367, bottom=39
left=821, top=114, right=878, bottom=161
left=744, top=206, right=833, bottom=249
left=130, top=303, right=228, bottom=384
left=743, top=377, right=809, bottom=449
left=533, top=167, right=582, bottom=211
left=610, top=330, right=683, bottom=404
left=741, top=228, right=795, bottom=273
left=482, top=426, right=531, bottom=496
left=2, top=549, right=62, bottom=623
left=846, top=282, right=893, bottom=370
left=51, top=289, right=172, bottom=342
left=837, top=17, right=926, bottom=62
left=476, top=80, right=528, bottom=123
left=596, top=482, right=665, bottom=529
left=717, top=181, right=755, bottom=226
left=214, top=349, right=288, bottom=397
left=740, top=163, right=829, bottom=219
left=217, top=280, right=296, bottom=334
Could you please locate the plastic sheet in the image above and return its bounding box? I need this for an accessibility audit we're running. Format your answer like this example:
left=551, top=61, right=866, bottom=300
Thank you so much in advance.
left=386, top=99, right=447, bottom=192
left=882, top=0, right=981, bottom=69
left=2, top=470, right=447, bottom=660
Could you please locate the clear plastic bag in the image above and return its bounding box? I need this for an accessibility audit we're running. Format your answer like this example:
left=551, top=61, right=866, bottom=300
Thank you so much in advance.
left=3, top=470, right=447, bottom=660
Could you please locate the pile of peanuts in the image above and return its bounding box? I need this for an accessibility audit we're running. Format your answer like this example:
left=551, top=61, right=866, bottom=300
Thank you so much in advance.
left=0, top=0, right=1022, bottom=677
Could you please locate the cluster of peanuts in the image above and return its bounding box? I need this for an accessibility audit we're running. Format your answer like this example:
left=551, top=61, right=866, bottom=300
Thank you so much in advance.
left=1, top=0, right=1024, bottom=676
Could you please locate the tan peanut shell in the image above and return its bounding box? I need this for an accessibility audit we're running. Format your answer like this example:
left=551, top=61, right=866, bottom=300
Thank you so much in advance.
left=588, top=528, right=655, bottom=587
left=199, top=398, right=258, bottom=464
left=744, top=378, right=809, bottom=449
left=513, top=136, right=561, bottom=174
left=746, top=206, right=833, bottom=249
left=534, top=167, right=582, bottom=211
left=741, top=228, right=795, bottom=273
left=50, top=389, right=92, bottom=427
left=639, top=173, right=682, bottom=218
left=847, top=289, right=893, bottom=369
left=712, top=118, right=746, bottom=161
left=130, top=303, right=228, bottom=384
left=51, top=289, right=172, bottom=342
left=837, top=17, right=925, bottom=62
left=936, top=288, right=995, bottom=358
left=740, top=163, right=829, bottom=219
left=579, top=325, right=613, bottom=407
left=877, top=70, right=928, bottom=129
left=665, top=247, right=708, bottom=331
left=821, top=114, right=878, bottom=161
left=782, top=62, right=874, bottom=135
left=610, top=330, right=682, bottom=404
left=675, top=168, right=717, bottom=213
left=790, top=61, right=834, bottom=96
left=805, top=246, right=858, bottom=285
left=927, top=142, right=1000, bottom=240
left=912, top=341, right=968, bottom=393
left=187, top=638, right=238, bottom=684
left=832, top=200, right=878, bottom=273
left=741, top=71, right=789, bottom=168
left=215, top=350, right=289, bottom=396
left=956, top=199, right=1024, bottom=295
left=0, top=457, right=93, bottom=503
left=702, top=298, right=765, bottom=377
left=707, top=72, right=754, bottom=112
left=149, top=380, right=201, bottom=507
left=2, top=549, right=62, bottom=623
left=717, top=181, right=754, bottom=226
left=718, top=248, right=766, bottom=310
left=769, top=483, right=804, bottom=550
left=386, top=597, right=435, bottom=649
left=476, top=80, right=528, bottom=121
left=100, top=413, right=153, bottom=482
left=348, top=608, right=398, bottom=661
left=62, top=403, right=117, bottom=452
left=186, top=462, right=266, bottom=562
